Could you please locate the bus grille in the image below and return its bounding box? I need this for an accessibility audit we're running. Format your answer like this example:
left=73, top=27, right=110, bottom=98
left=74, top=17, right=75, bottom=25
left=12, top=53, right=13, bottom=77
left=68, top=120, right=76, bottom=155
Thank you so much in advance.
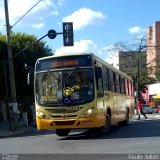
left=55, top=120, right=75, bottom=126
left=45, top=107, right=83, bottom=113
left=51, top=115, right=77, bottom=118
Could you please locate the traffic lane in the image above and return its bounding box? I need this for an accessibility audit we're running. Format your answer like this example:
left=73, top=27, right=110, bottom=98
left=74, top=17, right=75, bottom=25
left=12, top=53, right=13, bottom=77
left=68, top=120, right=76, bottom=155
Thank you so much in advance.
left=55, top=119, right=160, bottom=154
left=0, top=118, right=160, bottom=154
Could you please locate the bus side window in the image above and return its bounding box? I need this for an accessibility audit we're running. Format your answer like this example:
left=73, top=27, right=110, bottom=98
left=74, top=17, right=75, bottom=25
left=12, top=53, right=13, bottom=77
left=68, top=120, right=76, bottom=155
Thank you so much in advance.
left=128, top=81, right=132, bottom=96
left=125, top=79, right=129, bottom=95
left=102, top=66, right=110, bottom=91
left=113, top=72, right=120, bottom=93
left=131, top=82, right=134, bottom=96
left=109, top=69, right=114, bottom=91
left=95, top=66, right=104, bottom=97
left=120, top=76, right=125, bottom=94
left=115, top=73, right=120, bottom=93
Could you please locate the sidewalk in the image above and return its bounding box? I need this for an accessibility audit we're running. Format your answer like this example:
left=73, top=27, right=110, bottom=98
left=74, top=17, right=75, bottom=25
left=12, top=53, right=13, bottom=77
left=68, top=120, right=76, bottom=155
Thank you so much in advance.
left=0, top=122, right=34, bottom=138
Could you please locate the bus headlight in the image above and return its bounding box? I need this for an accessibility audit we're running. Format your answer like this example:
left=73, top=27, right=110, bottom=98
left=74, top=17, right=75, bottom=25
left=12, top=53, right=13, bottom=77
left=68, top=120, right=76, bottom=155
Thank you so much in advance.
left=80, top=109, right=93, bottom=118
left=37, top=111, right=46, bottom=118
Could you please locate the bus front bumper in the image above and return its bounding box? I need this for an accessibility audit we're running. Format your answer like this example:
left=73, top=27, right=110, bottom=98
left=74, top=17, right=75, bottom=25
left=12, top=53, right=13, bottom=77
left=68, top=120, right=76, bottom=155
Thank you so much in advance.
left=36, top=113, right=105, bottom=130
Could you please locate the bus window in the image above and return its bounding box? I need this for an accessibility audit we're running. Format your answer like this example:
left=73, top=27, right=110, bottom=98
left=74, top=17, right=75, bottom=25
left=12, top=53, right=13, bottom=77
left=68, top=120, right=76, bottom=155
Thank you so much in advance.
left=109, top=70, right=114, bottom=91
left=117, top=74, right=120, bottom=93
left=125, top=79, right=129, bottom=95
left=128, top=81, right=132, bottom=96
left=131, top=82, right=134, bottom=96
left=102, top=67, right=110, bottom=91
left=95, top=66, right=104, bottom=97
left=35, top=68, right=94, bottom=105
left=63, top=69, right=95, bottom=104
left=114, top=73, right=120, bottom=93
left=120, top=76, right=125, bottom=94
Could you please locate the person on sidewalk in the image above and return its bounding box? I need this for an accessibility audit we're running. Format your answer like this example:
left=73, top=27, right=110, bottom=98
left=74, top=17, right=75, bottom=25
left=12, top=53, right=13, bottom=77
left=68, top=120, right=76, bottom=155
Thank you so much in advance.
left=137, top=100, right=147, bottom=120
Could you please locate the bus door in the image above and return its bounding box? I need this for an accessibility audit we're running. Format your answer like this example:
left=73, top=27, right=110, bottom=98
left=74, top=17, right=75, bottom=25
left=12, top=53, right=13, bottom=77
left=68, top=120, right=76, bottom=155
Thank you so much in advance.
left=95, top=66, right=105, bottom=120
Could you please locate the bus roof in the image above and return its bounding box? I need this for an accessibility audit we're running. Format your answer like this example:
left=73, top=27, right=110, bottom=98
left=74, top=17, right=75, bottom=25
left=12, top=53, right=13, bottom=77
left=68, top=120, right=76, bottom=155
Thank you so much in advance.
left=37, top=53, right=133, bottom=81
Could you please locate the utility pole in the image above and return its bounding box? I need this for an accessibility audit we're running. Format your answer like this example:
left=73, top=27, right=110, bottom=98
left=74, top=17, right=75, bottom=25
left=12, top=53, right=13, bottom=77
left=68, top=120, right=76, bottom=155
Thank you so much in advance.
left=136, top=54, right=140, bottom=101
left=4, top=0, right=18, bottom=130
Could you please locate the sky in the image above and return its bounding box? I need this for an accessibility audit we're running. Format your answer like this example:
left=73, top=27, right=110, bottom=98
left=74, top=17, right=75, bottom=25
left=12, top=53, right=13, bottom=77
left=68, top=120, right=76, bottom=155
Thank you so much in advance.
left=0, top=0, right=160, bottom=62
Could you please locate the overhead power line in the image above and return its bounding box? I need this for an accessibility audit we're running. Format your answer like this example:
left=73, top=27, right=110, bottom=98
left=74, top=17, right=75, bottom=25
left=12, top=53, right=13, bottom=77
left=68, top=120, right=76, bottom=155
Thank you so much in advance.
left=11, top=0, right=43, bottom=28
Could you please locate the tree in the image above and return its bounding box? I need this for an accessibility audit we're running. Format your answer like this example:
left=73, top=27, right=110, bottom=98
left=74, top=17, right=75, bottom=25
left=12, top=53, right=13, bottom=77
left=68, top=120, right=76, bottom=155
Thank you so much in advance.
left=0, top=40, right=7, bottom=98
left=0, top=32, right=53, bottom=104
left=107, top=36, right=156, bottom=99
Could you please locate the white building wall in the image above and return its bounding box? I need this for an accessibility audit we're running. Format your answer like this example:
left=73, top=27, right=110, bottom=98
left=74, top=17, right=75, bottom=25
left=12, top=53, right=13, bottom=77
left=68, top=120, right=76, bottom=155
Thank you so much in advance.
left=148, top=83, right=160, bottom=95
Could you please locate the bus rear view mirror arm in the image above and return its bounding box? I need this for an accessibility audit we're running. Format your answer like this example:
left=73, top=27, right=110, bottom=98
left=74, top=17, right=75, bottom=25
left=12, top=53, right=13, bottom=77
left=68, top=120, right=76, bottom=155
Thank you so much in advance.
left=27, top=69, right=34, bottom=85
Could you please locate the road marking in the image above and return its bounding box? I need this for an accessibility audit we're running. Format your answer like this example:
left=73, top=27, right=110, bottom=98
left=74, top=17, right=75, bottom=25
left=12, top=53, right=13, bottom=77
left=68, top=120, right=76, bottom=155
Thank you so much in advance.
left=119, top=141, right=155, bottom=148
left=154, top=115, right=160, bottom=118
left=131, top=114, right=160, bottom=121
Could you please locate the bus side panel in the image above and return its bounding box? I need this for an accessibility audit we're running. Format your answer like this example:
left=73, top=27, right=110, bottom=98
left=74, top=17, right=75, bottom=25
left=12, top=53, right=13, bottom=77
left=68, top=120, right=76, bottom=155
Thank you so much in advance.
left=126, top=96, right=135, bottom=118
left=104, top=92, right=118, bottom=124
left=96, top=97, right=106, bottom=127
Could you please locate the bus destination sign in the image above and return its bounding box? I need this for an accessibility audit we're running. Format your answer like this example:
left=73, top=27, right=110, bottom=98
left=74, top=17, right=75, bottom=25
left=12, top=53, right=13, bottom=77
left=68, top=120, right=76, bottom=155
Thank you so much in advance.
left=51, top=59, right=78, bottom=68
left=36, top=55, right=92, bottom=70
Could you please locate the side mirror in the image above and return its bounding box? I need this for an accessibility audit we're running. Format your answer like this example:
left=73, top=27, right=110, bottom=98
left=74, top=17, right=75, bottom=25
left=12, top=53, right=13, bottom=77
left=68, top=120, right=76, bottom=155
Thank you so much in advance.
left=27, top=69, right=34, bottom=85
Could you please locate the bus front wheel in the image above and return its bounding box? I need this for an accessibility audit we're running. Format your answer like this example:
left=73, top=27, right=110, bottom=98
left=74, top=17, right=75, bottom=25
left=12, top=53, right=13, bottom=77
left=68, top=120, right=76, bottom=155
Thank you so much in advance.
left=55, top=129, right=70, bottom=137
left=100, top=114, right=111, bottom=133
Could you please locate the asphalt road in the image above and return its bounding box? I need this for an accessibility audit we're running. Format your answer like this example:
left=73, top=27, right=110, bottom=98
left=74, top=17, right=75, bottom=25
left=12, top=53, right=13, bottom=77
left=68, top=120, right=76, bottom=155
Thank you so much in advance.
left=1, top=113, right=160, bottom=160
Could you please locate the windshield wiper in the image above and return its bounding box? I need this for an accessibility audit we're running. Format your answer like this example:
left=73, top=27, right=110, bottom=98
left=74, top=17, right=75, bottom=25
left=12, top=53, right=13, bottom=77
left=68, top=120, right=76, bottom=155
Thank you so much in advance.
left=47, top=69, right=58, bottom=81
left=64, top=67, right=79, bottom=82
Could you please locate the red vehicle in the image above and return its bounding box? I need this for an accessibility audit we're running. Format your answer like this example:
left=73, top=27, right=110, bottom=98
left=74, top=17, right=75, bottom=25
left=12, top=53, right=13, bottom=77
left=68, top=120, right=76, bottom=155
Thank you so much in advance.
left=153, top=106, right=160, bottom=113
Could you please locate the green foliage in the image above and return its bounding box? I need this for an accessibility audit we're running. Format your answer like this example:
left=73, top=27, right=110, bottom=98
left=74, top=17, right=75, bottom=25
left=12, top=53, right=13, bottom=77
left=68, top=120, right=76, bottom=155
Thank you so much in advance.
left=155, top=67, right=160, bottom=81
left=0, top=32, right=53, bottom=104
left=0, top=39, right=7, bottom=98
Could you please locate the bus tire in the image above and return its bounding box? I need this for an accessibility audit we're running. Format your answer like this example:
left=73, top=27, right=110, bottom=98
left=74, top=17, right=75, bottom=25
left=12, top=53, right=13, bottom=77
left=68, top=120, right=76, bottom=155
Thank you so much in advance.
left=118, top=110, right=129, bottom=126
left=99, top=114, right=111, bottom=133
left=55, top=129, right=70, bottom=137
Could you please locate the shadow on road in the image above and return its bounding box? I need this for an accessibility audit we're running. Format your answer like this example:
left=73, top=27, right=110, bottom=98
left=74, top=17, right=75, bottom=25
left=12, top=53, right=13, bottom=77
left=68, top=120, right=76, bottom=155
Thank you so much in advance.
left=58, top=119, right=160, bottom=140
left=12, top=118, right=160, bottom=140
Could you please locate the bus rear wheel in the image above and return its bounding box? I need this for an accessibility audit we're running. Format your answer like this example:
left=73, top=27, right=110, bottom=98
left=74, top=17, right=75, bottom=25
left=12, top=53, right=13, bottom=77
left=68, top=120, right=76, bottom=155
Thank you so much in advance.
left=100, top=114, right=111, bottom=133
left=55, top=129, right=70, bottom=137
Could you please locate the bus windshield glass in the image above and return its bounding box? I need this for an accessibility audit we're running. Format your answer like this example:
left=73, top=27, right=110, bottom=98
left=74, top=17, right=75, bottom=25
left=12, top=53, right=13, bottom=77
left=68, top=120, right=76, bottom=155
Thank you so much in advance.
left=35, top=68, right=94, bottom=106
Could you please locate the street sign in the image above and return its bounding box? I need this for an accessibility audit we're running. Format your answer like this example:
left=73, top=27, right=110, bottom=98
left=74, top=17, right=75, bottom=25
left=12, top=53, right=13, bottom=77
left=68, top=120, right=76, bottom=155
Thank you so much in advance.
left=63, top=22, right=74, bottom=46
left=48, top=29, right=57, bottom=39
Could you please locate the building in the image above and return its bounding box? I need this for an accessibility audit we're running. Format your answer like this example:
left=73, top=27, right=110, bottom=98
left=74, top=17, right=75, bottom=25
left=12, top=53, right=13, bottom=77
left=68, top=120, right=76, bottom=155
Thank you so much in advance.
left=111, top=51, right=146, bottom=76
left=110, top=51, right=146, bottom=101
left=146, top=21, right=160, bottom=78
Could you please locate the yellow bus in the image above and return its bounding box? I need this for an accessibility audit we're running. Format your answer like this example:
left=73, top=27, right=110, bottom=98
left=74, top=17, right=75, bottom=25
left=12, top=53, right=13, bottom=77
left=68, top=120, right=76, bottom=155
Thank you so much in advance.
left=33, top=53, right=135, bottom=136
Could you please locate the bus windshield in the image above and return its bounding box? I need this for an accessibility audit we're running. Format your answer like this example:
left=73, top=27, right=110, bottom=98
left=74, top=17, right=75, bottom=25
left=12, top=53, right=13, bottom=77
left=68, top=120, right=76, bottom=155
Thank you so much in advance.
left=35, top=68, right=94, bottom=106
